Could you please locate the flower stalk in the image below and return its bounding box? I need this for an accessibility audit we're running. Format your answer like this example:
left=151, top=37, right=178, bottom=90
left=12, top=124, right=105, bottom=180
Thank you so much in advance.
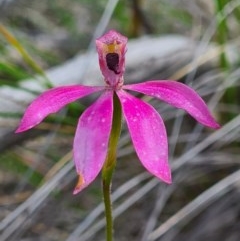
left=102, top=92, right=122, bottom=241
left=102, top=178, right=113, bottom=241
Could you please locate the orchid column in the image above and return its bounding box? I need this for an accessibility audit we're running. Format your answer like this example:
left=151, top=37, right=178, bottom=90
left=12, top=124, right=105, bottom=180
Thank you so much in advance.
left=16, top=30, right=219, bottom=241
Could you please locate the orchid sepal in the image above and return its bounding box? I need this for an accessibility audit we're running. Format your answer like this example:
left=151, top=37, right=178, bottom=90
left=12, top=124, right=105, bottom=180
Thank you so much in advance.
left=117, top=89, right=172, bottom=183
left=16, top=85, right=104, bottom=133
left=124, top=80, right=220, bottom=129
left=73, top=90, right=113, bottom=194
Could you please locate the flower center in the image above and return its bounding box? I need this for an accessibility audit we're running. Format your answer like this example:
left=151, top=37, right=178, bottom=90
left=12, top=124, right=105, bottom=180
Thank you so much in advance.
left=106, top=53, right=120, bottom=74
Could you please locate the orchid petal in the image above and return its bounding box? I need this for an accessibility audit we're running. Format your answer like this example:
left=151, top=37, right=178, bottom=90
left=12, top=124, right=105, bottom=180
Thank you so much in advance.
left=73, top=91, right=113, bottom=194
left=124, top=81, right=220, bottom=129
left=117, top=90, right=171, bottom=184
left=16, top=85, right=104, bottom=133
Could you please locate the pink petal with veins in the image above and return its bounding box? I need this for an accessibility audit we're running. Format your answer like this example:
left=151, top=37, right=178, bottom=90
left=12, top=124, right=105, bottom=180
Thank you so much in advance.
left=124, top=81, right=220, bottom=129
left=117, top=90, right=171, bottom=184
left=73, top=90, right=113, bottom=194
left=16, top=85, right=104, bottom=133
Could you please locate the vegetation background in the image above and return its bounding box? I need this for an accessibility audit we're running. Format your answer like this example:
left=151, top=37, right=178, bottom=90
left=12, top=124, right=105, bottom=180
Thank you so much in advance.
left=0, top=0, right=240, bottom=240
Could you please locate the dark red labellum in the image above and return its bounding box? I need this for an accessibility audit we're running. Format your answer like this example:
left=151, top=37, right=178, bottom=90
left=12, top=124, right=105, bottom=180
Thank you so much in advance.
left=106, top=53, right=120, bottom=74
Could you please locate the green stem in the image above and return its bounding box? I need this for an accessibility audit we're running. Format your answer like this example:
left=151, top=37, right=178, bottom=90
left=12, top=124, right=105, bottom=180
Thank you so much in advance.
left=102, top=92, right=122, bottom=241
left=102, top=176, right=114, bottom=241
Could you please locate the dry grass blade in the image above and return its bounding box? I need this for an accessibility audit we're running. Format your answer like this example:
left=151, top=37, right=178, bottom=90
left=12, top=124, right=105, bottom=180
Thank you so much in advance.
left=172, top=114, right=240, bottom=171
left=0, top=161, right=73, bottom=241
left=140, top=185, right=176, bottom=241
left=78, top=178, right=160, bottom=241
left=148, top=168, right=240, bottom=240
left=66, top=172, right=150, bottom=241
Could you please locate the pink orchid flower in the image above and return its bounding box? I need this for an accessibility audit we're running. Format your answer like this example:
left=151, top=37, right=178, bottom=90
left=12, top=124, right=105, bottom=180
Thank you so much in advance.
left=16, top=30, right=220, bottom=194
